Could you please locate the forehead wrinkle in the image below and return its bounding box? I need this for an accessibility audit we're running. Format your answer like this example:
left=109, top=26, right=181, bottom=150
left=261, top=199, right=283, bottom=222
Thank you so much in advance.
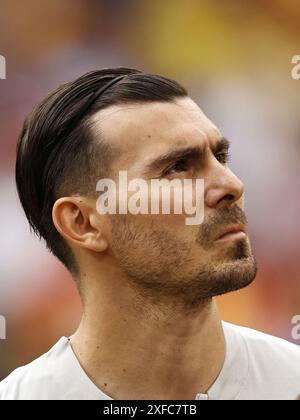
left=169, top=125, right=214, bottom=152
left=92, top=98, right=211, bottom=145
left=95, top=99, right=203, bottom=134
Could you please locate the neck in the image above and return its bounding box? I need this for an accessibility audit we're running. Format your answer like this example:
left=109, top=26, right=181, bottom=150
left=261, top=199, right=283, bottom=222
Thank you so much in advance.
left=71, top=269, right=226, bottom=400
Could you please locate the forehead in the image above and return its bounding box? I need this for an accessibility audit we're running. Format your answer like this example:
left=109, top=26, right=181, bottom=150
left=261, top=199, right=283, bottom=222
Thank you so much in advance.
left=91, top=97, right=221, bottom=170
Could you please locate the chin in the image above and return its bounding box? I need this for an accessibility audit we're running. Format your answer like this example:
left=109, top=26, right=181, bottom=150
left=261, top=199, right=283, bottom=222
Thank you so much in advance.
left=186, top=253, right=257, bottom=303
left=216, top=254, right=257, bottom=294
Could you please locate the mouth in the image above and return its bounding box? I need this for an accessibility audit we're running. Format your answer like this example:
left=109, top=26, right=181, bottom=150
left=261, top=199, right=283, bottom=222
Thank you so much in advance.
left=215, top=224, right=247, bottom=242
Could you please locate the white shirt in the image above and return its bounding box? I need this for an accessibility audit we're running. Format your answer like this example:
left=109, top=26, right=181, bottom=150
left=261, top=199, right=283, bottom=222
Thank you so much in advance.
left=0, top=321, right=299, bottom=400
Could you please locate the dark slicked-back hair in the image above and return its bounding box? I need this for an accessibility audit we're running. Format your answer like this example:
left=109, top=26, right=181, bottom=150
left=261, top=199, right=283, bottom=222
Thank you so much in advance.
left=15, top=67, right=188, bottom=277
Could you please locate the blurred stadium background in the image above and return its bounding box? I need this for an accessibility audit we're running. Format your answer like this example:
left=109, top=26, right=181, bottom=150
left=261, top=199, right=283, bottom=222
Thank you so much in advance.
left=0, top=0, right=300, bottom=380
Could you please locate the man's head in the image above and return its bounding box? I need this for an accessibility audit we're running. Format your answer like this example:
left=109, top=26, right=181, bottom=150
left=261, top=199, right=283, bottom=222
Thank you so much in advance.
left=16, top=67, right=257, bottom=308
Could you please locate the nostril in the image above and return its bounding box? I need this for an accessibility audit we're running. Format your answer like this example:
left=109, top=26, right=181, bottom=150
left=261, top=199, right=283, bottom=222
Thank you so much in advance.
left=217, top=194, right=235, bottom=206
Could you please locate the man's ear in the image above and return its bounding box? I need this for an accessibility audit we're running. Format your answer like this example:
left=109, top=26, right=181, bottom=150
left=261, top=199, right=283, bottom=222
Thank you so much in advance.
left=52, top=196, right=108, bottom=252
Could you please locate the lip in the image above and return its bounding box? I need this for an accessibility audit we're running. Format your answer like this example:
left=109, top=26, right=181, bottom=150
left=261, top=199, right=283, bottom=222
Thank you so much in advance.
left=215, top=224, right=246, bottom=241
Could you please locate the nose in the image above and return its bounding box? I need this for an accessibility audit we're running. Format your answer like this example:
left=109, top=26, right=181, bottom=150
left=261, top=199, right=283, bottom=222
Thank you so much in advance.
left=205, top=164, right=244, bottom=209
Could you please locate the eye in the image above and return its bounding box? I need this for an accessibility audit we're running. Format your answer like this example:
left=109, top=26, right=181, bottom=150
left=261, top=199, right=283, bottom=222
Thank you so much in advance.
left=215, top=151, right=231, bottom=164
left=163, top=158, right=190, bottom=176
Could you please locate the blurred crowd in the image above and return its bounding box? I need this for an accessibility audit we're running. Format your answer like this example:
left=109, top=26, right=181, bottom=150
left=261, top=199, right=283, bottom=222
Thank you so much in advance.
left=0, top=0, right=300, bottom=379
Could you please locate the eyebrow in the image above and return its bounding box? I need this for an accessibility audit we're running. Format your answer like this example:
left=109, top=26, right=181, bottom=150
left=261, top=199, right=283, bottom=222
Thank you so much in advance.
left=143, top=136, right=230, bottom=176
left=213, top=137, right=230, bottom=154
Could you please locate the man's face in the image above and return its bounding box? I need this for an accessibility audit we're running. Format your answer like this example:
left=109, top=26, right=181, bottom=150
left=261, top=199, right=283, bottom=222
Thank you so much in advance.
left=92, top=97, right=257, bottom=308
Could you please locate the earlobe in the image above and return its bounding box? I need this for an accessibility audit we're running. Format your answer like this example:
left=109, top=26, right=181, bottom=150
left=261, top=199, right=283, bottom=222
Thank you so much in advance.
left=93, top=236, right=108, bottom=253
left=52, top=197, right=108, bottom=252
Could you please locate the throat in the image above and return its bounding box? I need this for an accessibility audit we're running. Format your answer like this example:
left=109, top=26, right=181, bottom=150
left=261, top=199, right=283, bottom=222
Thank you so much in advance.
left=70, top=299, right=225, bottom=400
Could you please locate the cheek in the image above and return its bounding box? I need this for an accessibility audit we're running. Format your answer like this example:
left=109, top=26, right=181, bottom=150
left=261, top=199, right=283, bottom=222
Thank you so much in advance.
left=112, top=212, right=190, bottom=250
left=153, top=215, right=200, bottom=252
